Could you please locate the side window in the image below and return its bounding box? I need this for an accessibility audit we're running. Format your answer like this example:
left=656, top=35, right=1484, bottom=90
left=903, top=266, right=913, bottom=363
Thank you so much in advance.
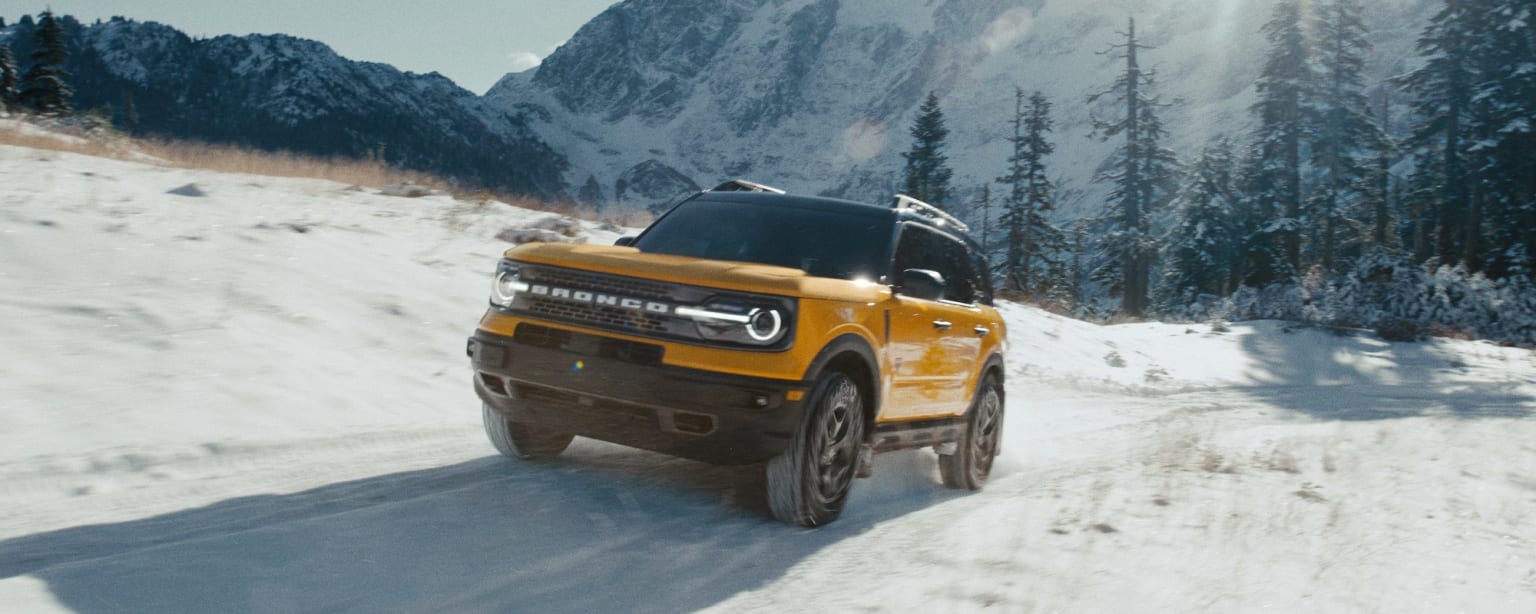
left=892, top=224, right=979, bottom=304
left=892, top=224, right=941, bottom=280
left=940, top=239, right=979, bottom=304
left=970, top=250, right=994, bottom=305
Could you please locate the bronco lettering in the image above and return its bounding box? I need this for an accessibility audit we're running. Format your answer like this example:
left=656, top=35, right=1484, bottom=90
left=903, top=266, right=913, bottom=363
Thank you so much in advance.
left=527, top=283, right=675, bottom=316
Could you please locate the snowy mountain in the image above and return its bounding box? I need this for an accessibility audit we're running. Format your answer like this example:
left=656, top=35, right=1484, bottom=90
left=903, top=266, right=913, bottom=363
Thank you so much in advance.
left=2, top=134, right=1533, bottom=611
left=486, top=0, right=1437, bottom=212
left=4, top=2, right=1438, bottom=211
left=0, top=16, right=568, bottom=198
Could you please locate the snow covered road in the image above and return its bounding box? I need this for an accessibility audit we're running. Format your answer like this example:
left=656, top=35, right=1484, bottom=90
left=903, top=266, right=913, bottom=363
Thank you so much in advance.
left=3, top=143, right=1534, bottom=612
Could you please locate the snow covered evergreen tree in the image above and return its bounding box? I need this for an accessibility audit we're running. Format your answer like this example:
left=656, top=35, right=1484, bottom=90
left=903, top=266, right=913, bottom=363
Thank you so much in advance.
left=1248, top=0, right=1313, bottom=280
left=17, top=10, right=73, bottom=116
left=1365, top=92, right=1401, bottom=252
left=1494, top=251, right=1536, bottom=345
left=1475, top=0, right=1536, bottom=278
left=996, top=88, right=1063, bottom=298
left=900, top=92, right=954, bottom=209
left=1308, top=0, right=1377, bottom=273
left=1157, top=140, right=1242, bottom=311
left=1400, top=0, right=1487, bottom=270
left=1088, top=18, right=1176, bottom=318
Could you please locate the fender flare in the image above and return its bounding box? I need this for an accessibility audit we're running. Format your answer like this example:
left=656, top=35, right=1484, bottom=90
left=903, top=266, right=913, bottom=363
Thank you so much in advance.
left=975, top=351, right=1007, bottom=454
left=979, top=352, right=1006, bottom=387
left=802, top=333, right=882, bottom=420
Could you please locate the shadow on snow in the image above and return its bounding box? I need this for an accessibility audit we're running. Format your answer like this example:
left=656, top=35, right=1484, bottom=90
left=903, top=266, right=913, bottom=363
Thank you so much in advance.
left=1232, top=322, right=1534, bottom=421
left=0, top=443, right=964, bottom=613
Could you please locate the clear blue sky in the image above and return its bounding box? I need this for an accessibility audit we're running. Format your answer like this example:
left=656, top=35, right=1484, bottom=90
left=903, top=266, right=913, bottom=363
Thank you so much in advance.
left=0, top=0, right=620, bottom=94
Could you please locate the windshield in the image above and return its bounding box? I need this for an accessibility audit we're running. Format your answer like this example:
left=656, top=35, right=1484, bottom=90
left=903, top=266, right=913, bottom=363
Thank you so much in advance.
left=633, top=198, right=894, bottom=281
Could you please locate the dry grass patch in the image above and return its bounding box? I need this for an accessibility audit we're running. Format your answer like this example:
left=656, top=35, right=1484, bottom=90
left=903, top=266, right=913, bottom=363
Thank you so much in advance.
left=0, top=117, right=130, bottom=159
left=140, top=138, right=448, bottom=192
left=0, top=115, right=606, bottom=222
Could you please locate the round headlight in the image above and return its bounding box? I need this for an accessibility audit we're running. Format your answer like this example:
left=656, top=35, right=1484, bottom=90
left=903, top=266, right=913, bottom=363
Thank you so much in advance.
left=490, top=270, right=520, bottom=307
left=745, top=308, right=784, bottom=342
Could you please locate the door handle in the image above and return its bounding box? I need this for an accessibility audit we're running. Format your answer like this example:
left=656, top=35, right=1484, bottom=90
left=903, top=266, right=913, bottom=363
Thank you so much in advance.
left=973, top=326, right=990, bottom=337
left=932, top=319, right=952, bottom=331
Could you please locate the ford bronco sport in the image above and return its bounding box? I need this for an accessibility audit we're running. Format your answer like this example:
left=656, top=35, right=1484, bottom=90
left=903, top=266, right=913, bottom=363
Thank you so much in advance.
left=467, top=180, right=1007, bottom=526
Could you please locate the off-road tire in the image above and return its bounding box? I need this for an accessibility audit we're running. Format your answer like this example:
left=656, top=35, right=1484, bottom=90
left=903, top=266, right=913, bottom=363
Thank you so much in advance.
left=482, top=403, right=573, bottom=460
left=939, top=375, right=1003, bottom=490
left=766, top=372, right=866, bottom=526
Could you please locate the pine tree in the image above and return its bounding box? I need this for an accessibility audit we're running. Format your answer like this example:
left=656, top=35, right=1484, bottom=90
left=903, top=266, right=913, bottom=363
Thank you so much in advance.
left=1233, top=144, right=1287, bottom=288
left=1133, top=94, right=1181, bottom=213
left=1476, top=0, right=1536, bottom=277
left=996, top=88, right=1063, bottom=297
left=1365, top=91, right=1400, bottom=252
left=121, top=92, right=140, bottom=130
left=1068, top=219, right=1088, bottom=309
left=1400, top=0, right=1485, bottom=269
left=1158, top=140, right=1242, bottom=309
left=0, top=44, right=18, bottom=112
left=1088, top=18, right=1176, bottom=317
left=1308, top=0, right=1378, bottom=273
left=971, top=183, right=995, bottom=269
left=17, top=10, right=73, bottom=115
left=1249, top=0, right=1313, bottom=279
left=900, top=92, right=954, bottom=208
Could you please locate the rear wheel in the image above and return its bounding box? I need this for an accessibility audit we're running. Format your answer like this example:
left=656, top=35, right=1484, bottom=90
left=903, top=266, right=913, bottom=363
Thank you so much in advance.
left=482, top=403, right=573, bottom=460
left=766, top=372, right=866, bottom=526
left=939, top=375, right=1003, bottom=490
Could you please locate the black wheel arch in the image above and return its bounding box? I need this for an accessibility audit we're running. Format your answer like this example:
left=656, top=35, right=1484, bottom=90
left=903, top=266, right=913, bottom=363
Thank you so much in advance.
left=975, top=351, right=1006, bottom=454
left=802, top=333, right=882, bottom=430
left=979, top=352, right=1006, bottom=390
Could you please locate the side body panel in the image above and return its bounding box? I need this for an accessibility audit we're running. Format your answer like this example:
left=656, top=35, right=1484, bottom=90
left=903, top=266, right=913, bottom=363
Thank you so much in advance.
left=880, top=298, right=1003, bottom=421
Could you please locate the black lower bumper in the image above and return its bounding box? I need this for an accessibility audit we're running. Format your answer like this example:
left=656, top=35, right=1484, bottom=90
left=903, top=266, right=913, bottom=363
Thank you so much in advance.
left=468, top=328, right=805, bottom=465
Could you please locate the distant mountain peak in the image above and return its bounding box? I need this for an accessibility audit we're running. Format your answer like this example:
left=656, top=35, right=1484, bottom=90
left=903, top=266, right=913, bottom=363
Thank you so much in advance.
left=488, top=0, right=1434, bottom=211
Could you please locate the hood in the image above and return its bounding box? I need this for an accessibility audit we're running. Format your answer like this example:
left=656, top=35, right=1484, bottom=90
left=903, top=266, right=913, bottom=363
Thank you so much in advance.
left=504, top=243, right=891, bottom=303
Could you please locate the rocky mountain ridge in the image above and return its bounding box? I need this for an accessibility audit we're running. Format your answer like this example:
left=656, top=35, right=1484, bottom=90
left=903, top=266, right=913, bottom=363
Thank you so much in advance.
left=0, top=15, right=567, bottom=198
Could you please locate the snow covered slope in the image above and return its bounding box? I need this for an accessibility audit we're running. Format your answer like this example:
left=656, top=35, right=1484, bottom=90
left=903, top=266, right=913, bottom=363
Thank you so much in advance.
left=1, top=140, right=1533, bottom=612
left=487, top=0, right=1436, bottom=211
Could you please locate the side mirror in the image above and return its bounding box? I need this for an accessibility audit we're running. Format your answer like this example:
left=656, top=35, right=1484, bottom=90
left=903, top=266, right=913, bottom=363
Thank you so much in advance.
left=614, top=236, right=637, bottom=247
left=897, top=268, right=945, bottom=301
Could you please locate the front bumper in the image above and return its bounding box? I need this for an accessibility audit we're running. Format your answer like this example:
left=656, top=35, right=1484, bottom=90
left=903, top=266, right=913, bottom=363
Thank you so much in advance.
left=468, top=327, right=806, bottom=465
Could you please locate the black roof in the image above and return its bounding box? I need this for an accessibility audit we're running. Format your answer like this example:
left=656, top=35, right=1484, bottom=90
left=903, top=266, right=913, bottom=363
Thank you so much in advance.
left=689, top=191, right=977, bottom=244
left=694, top=190, right=888, bottom=216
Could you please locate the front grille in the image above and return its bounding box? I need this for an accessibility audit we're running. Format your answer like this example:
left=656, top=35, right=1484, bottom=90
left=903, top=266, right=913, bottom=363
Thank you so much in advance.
left=519, top=265, right=674, bottom=334
left=531, top=267, right=673, bottom=302
left=524, top=300, right=667, bottom=333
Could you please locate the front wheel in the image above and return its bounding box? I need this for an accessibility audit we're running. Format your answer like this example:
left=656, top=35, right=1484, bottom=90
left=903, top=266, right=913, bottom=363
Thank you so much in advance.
left=939, top=375, right=1003, bottom=490
left=482, top=403, right=573, bottom=460
left=766, top=372, right=866, bottom=526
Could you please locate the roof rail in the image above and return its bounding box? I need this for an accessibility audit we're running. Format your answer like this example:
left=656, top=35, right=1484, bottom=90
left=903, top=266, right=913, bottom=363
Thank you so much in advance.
left=892, top=194, right=969, bottom=233
left=711, top=179, right=786, bottom=194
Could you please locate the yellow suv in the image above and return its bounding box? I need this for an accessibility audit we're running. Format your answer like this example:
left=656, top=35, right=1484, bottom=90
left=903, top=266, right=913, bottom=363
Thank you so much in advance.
left=467, top=180, right=1007, bottom=526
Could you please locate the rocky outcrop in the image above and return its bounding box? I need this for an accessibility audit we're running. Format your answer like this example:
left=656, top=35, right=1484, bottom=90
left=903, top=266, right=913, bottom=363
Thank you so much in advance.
left=614, top=160, right=700, bottom=212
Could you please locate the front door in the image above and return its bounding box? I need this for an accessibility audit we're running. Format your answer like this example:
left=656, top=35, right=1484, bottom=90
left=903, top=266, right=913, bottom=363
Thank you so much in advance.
left=880, top=223, right=987, bottom=421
